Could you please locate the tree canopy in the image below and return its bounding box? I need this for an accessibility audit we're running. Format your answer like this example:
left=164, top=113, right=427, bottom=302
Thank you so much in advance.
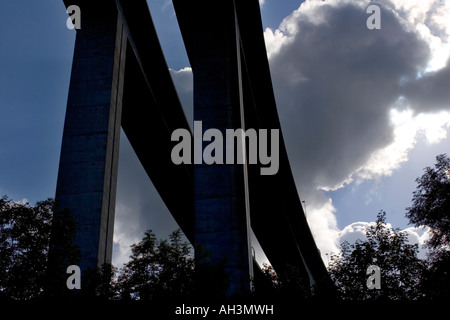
left=115, top=229, right=195, bottom=300
left=407, top=154, right=450, bottom=251
left=328, top=211, right=425, bottom=300
left=0, top=196, right=79, bottom=300
left=2, top=152, right=450, bottom=301
left=406, top=154, right=450, bottom=299
left=0, top=196, right=53, bottom=300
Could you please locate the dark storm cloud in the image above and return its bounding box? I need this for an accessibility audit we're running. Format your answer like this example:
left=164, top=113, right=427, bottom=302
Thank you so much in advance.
left=267, top=1, right=431, bottom=194
left=402, top=60, right=450, bottom=112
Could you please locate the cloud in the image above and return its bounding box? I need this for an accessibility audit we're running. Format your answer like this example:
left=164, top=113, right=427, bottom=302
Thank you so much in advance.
left=402, top=62, right=450, bottom=112
left=402, top=226, right=432, bottom=259
left=268, top=0, right=429, bottom=189
left=305, top=198, right=340, bottom=256
left=113, top=201, right=142, bottom=268
left=335, top=221, right=431, bottom=261
left=355, top=108, right=450, bottom=181
left=16, top=198, right=29, bottom=205
left=338, top=221, right=371, bottom=245
left=263, top=0, right=450, bottom=261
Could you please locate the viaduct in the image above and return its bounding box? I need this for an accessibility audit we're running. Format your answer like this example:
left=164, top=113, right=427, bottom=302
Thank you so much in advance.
left=53, top=0, right=334, bottom=296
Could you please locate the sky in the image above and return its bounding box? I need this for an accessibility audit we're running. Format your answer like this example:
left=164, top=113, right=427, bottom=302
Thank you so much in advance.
left=0, top=0, right=449, bottom=268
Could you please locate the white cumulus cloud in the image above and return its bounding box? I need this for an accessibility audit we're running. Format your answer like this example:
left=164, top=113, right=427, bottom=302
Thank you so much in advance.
left=333, top=221, right=431, bottom=262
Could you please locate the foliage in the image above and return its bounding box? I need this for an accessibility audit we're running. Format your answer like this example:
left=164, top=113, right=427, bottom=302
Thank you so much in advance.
left=44, top=206, right=80, bottom=299
left=68, top=263, right=117, bottom=300
left=256, top=263, right=310, bottom=299
left=114, top=229, right=231, bottom=301
left=406, top=154, right=450, bottom=299
left=4, top=163, right=449, bottom=301
left=116, top=229, right=195, bottom=300
left=328, top=211, right=425, bottom=300
left=0, top=197, right=229, bottom=301
left=192, top=246, right=230, bottom=299
left=0, top=196, right=53, bottom=300
left=407, top=154, right=450, bottom=251
left=419, top=250, right=450, bottom=299
left=0, top=196, right=80, bottom=300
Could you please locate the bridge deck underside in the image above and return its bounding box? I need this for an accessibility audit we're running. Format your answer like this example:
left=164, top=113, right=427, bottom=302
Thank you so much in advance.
left=173, top=0, right=331, bottom=287
left=62, top=0, right=332, bottom=291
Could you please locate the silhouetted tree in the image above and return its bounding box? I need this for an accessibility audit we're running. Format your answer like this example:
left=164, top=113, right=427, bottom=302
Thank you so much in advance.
left=252, top=263, right=279, bottom=296
left=0, top=196, right=53, bottom=300
left=328, top=211, right=425, bottom=300
left=407, top=154, right=450, bottom=251
left=420, top=250, right=450, bottom=299
left=115, top=229, right=233, bottom=301
left=0, top=196, right=81, bottom=300
left=43, top=204, right=80, bottom=299
left=116, top=229, right=195, bottom=300
left=407, top=154, right=450, bottom=300
left=0, top=197, right=51, bottom=299
left=82, top=263, right=118, bottom=300
left=251, top=262, right=314, bottom=301
left=192, top=245, right=230, bottom=299
left=0, top=196, right=232, bottom=301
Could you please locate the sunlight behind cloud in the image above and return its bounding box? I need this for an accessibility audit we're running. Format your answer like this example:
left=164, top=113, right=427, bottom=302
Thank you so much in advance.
left=392, top=0, right=450, bottom=73
left=304, top=198, right=340, bottom=262
left=416, top=111, right=450, bottom=143
left=356, top=109, right=450, bottom=181
left=113, top=202, right=142, bottom=268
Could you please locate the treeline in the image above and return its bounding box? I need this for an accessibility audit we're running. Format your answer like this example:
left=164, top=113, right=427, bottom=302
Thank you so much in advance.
left=0, top=196, right=228, bottom=301
left=327, top=154, right=450, bottom=300
left=0, top=154, right=449, bottom=301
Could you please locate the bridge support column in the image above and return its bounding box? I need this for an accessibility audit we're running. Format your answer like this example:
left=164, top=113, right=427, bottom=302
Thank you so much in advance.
left=190, top=1, right=253, bottom=295
left=55, top=3, right=126, bottom=272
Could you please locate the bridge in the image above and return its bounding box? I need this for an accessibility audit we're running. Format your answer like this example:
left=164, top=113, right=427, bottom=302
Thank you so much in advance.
left=52, top=0, right=334, bottom=296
